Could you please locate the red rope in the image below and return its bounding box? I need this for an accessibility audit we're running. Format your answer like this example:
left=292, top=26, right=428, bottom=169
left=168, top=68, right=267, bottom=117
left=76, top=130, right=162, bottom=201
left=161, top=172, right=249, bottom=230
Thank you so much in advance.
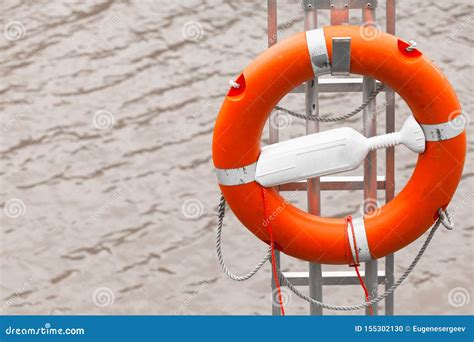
left=259, top=195, right=371, bottom=315
left=261, top=188, right=285, bottom=316
left=346, top=215, right=373, bottom=315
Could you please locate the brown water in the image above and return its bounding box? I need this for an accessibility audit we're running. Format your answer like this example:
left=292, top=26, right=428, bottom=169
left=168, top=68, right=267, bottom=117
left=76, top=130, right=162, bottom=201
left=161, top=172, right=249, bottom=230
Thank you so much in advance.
left=0, top=0, right=472, bottom=315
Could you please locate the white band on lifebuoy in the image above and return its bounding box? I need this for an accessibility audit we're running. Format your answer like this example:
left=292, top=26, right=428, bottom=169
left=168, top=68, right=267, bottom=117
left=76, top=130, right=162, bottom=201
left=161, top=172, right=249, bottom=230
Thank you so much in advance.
left=216, top=162, right=257, bottom=186
left=306, top=28, right=331, bottom=76
left=420, top=114, right=467, bottom=141
left=347, top=217, right=372, bottom=263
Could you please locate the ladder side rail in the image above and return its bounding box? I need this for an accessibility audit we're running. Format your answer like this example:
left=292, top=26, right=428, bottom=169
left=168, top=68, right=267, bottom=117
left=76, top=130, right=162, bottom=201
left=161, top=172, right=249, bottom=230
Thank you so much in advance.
left=362, top=4, right=379, bottom=316
left=384, top=0, right=396, bottom=316
left=267, top=0, right=281, bottom=316
left=304, top=5, right=323, bottom=316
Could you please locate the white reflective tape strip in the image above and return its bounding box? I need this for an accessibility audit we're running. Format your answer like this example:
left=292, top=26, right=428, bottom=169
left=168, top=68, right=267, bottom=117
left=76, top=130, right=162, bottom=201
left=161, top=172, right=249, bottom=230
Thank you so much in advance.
left=420, top=115, right=467, bottom=141
left=215, top=162, right=257, bottom=186
left=305, top=28, right=331, bottom=76
left=347, top=217, right=372, bottom=263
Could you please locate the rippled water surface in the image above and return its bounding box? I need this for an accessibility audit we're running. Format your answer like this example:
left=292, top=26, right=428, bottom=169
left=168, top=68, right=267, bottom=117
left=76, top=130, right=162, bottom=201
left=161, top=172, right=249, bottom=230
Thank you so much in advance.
left=0, top=0, right=472, bottom=314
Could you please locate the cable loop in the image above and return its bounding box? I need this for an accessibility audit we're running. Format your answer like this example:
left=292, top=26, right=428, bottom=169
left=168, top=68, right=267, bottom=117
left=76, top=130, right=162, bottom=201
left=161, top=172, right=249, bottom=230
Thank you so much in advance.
left=216, top=194, right=454, bottom=311
left=216, top=194, right=271, bottom=281
left=275, top=83, right=384, bottom=123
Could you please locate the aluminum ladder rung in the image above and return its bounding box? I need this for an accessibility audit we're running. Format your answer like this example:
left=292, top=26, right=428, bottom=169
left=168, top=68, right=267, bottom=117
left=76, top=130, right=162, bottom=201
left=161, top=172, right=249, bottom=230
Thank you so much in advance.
left=290, top=78, right=384, bottom=93
left=303, top=0, right=378, bottom=10
left=282, top=270, right=386, bottom=286
left=278, top=176, right=386, bottom=191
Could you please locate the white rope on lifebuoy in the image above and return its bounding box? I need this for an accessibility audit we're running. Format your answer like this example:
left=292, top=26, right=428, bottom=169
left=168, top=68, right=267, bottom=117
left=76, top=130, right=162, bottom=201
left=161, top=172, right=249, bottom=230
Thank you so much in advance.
left=228, top=80, right=240, bottom=89
left=405, top=40, right=418, bottom=52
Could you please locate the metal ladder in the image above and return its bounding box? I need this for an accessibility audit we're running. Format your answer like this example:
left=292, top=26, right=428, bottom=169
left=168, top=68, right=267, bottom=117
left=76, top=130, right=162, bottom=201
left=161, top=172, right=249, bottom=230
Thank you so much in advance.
left=268, top=0, right=396, bottom=316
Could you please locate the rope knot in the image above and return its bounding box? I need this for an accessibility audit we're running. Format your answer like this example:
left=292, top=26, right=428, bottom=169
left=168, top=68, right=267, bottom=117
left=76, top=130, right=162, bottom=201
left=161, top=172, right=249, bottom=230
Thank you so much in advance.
left=406, top=40, right=418, bottom=52
left=228, top=80, right=240, bottom=89
left=438, top=208, right=454, bottom=230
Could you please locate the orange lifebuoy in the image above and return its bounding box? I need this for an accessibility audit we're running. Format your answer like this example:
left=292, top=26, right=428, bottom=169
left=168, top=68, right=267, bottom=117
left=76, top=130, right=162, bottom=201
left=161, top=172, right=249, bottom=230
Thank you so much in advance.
left=212, top=26, right=466, bottom=265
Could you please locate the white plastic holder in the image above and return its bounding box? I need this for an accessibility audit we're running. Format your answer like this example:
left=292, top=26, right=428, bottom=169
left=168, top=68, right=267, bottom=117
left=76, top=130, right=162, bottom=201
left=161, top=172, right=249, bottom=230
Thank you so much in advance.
left=255, top=115, right=425, bottom=187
